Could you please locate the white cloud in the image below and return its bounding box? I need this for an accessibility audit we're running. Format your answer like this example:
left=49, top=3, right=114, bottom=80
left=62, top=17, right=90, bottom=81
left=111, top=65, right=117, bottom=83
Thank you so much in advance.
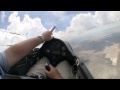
left=1, top=11, right=120, bottom=52
left=0, top=11, right=47, bottom=51
left=1, top=11, right=120, bottom=78
left=7, top=11, right=47, bottom=38
left=95, top=11, right=120, bottom=25
left=53, top=11, right=120, bottom=42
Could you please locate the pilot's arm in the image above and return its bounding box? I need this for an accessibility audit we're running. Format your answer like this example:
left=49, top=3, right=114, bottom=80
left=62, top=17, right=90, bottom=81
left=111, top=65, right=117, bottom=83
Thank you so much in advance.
left=5, top=27, right=54, bottom=69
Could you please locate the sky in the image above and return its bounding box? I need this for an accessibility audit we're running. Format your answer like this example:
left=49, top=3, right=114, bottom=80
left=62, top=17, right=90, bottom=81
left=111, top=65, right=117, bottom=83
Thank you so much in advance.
left=1, top=11, right=120, bottom=78
left=0, top=11, right=120, bottom=51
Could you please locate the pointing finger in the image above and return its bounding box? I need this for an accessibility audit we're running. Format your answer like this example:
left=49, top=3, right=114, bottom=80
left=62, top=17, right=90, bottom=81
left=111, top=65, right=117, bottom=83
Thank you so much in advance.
left=49, top=26, right=56, bottom=33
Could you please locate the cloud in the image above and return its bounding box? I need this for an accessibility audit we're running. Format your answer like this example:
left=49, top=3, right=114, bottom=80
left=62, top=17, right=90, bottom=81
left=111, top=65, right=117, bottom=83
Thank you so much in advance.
left=7, top=11, right=47, bottom=38
left=53, top=11, right=120, bottom=42
left=0, top=11, right=47, bottom=51
left=94, top=11, right=120, bottom=26
left=0, top=11, right=120, bottom=52
left=1, top=11, right=120, bottom=78
left=0, top=11, right=6, bottom=23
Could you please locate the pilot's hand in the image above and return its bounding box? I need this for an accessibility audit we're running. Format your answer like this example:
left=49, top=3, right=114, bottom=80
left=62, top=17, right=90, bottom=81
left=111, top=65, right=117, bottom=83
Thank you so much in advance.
left=44, top=65, right=63, bottom=79
left=42, top=26, right=55, bottom=41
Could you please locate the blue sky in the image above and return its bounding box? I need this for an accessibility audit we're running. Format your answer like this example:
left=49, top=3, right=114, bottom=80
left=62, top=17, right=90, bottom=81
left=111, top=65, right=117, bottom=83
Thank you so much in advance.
left=1, top=11, right=120, bottom=78
left=0, top=11, right=120, bottom=51
left=0, top=11, right=95, bottom=30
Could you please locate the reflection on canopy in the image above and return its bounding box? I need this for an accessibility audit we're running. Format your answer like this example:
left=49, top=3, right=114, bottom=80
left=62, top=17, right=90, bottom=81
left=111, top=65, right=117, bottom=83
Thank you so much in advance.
left=70, top=21, right=120, bottom=79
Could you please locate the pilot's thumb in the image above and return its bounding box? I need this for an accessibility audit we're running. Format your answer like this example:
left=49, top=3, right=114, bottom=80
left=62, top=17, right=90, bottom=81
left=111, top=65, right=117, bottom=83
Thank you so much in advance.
left=44, top=69, right=49, bottom=74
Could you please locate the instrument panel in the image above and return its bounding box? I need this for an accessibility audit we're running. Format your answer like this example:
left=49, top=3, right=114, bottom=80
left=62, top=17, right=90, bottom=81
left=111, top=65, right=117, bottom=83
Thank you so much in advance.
left=40, top=38, right=75, bottom=67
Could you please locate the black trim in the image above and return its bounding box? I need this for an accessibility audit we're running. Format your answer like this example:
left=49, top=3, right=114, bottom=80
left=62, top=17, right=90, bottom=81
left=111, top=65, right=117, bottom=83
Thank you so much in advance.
left=1, top=0, right=119, bottom=10
left=1, top=74, right=21, bottom=79
left=77, top=61, right=94, bottom=79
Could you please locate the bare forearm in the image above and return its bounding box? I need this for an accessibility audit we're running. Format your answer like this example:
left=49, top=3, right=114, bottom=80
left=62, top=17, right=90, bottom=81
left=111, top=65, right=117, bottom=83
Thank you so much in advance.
left=5, top=27, right=55, bottom=68
left=5, top=36, right=43, bottom=67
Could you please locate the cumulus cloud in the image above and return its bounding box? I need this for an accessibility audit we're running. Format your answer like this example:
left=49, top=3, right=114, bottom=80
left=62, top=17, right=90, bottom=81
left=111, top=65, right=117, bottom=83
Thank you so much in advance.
left=7, top=11, right=47, bottom=38
left=53, top=11, right=120, bottom=42
left=0, top=11, right=47, bottom=51
left=1, top=11, right=120, bottom=78
left=0, top=11, right=120, bottom=52
left=95, top=11, right=120, bottom=25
